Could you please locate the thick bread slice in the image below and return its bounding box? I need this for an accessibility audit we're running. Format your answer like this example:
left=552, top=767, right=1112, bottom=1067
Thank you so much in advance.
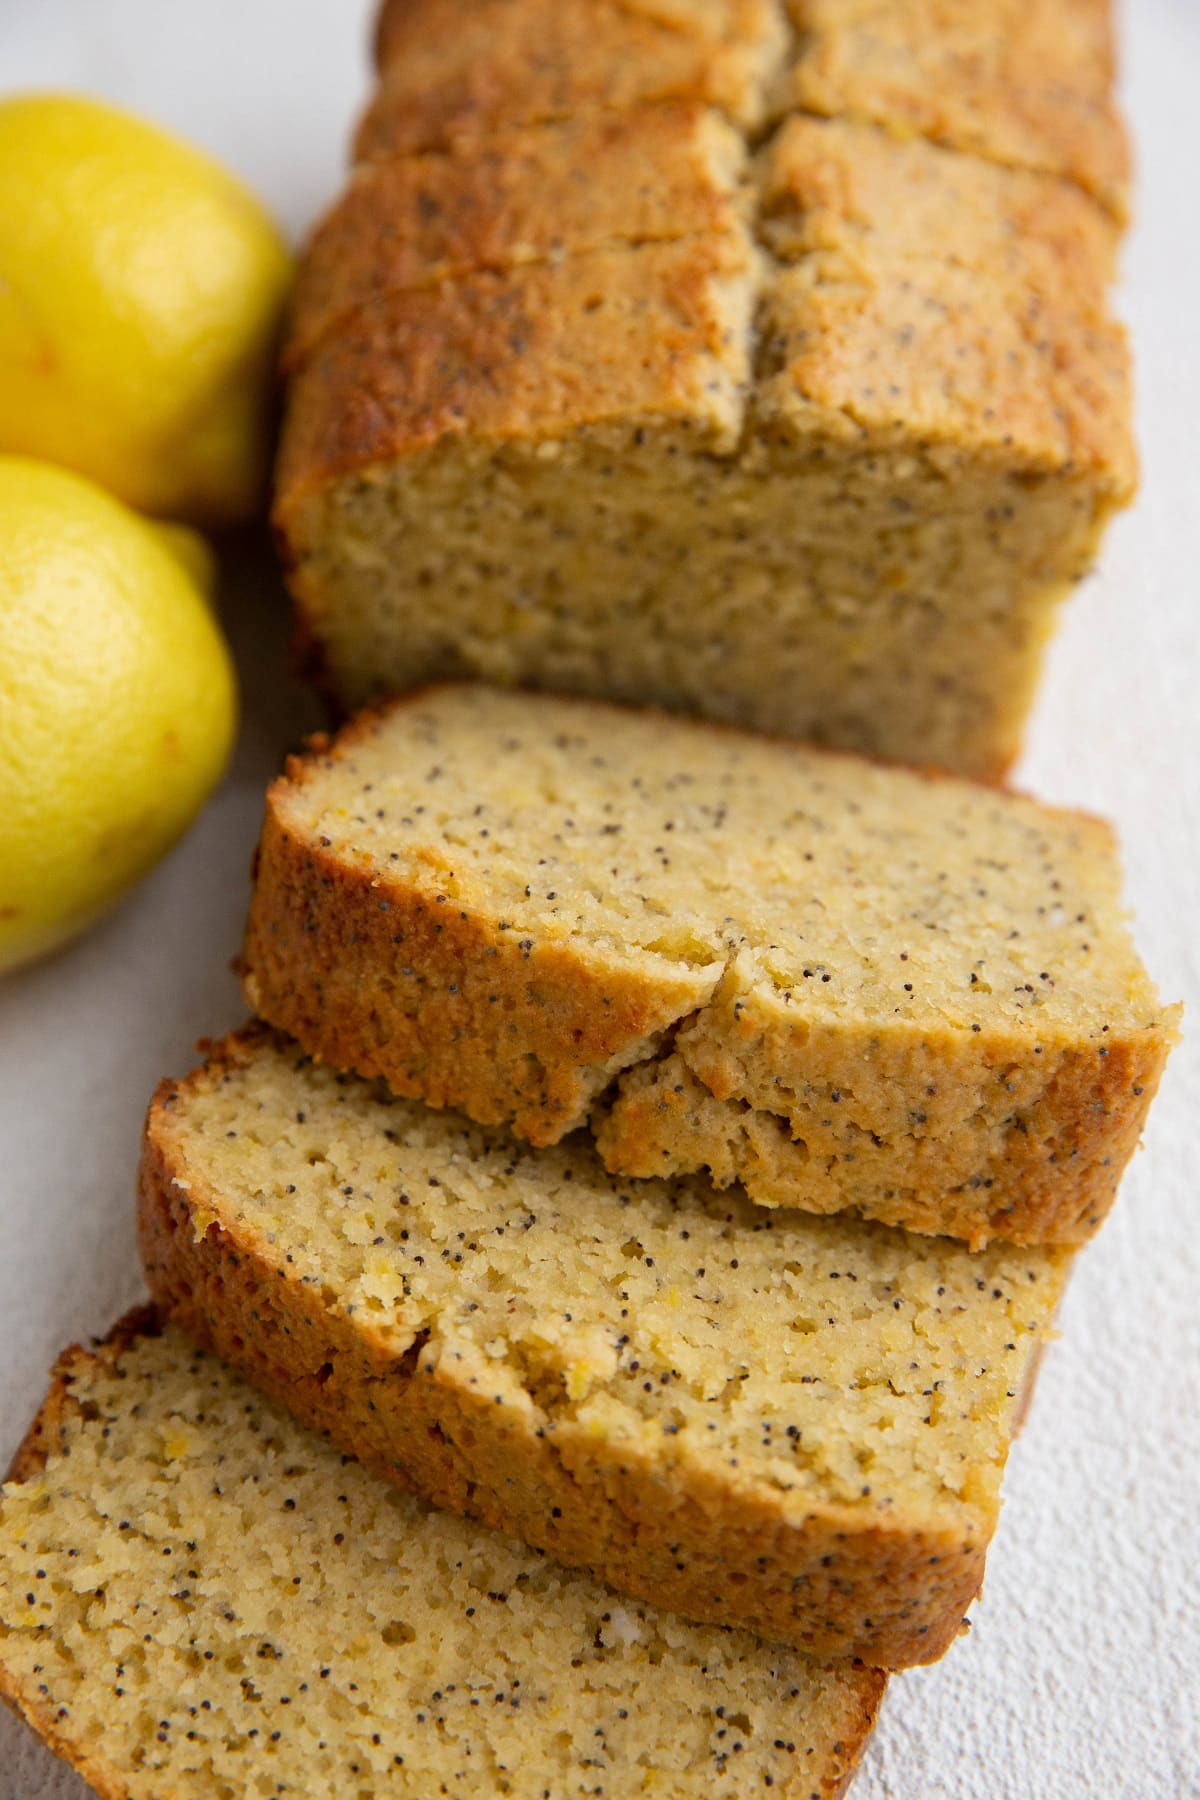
left=784, top=0, right=1130, bottom=220
left=240, top=687, right=1177, bottom=1249
left=287, top=106, right=749, bottom=371
left=278, top=116, right=1132, bottom=776
left=753, top=116, right=1129, bottom=482
left=138, top=1026, right=1071, bottom=1668
left=0, top=1313, right=885, bottom=1798
left=362, top=0, right=789, bottom=151
left=756, top=112, right=1118, bottom=306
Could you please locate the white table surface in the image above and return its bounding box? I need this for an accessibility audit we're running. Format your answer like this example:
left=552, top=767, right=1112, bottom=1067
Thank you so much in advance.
left=2, top=4, right=1198, bottom=1795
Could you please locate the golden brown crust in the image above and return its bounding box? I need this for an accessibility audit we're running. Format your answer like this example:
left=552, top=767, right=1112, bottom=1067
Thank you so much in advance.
left=757, top=110, right=1117, bottom=279
left=138, top=1047, right=988, bottom=1669
left=368, top=0, right=1137, bottom=216
left=816, top=1667, right=890, bottom=1800
left=366, top=0, right=1129, bottom=213
left=277, top=115, right=1132, bottom=543
left=274, top=233, right=755, bottom=531
left=759, top=262, right=1130, bottom=494
left=286, top=105, right=747, bottom=372
left=753, top=117, right=1133, bottom=488
left=363, top=0, right=785, bottom=151
left=0, top=1310, right=164, bottom=1800
left=785, top=0, right=1130, bottom=221
left=4, top=1371, right=71, bottom=1489
left=278, top=0, right=1136, bottom=776
left=373, top=0, right=782, bottom=71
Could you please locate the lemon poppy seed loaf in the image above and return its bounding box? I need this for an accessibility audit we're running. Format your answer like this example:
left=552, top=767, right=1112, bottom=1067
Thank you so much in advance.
left=0, top=1314, right=885, bottom=1798
left=240, top=688, right=1177, bottom=1249
left=138, top=1025, right=1071, bottom=1669
left=276, top=0, right=1133, bottom=778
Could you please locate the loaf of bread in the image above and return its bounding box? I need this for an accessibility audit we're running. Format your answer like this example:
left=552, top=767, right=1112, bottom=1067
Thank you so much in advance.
left=241, top=688, right=1177, bottom=1249
left=139, top=1025, right=1070, bottom=1669
left=0, top=1313, right=885, bottom=1798
left=275, top=0, right=1133, bottom=778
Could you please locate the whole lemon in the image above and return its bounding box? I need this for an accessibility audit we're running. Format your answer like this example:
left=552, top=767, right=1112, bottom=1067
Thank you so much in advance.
left=0, top=93, right=293, bottom=525
left=0, top=458, right=237, bottom=974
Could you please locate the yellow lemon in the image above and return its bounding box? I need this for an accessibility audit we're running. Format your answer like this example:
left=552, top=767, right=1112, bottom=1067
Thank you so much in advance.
left=0, top=93, right=293, bottom=524
left=147, top=520, right=219, bottom=600
left=0, top=458, right=237, bottom=974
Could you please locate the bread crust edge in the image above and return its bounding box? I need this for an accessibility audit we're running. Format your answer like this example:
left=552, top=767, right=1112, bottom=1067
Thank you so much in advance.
left=0, top=1310, right=164, bottom=1800
left=1, top=1303, right=885, bottom=1797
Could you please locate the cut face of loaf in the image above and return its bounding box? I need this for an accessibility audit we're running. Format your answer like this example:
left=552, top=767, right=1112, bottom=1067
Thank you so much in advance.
left=277, top=5, right=1134, bottom=778
left=241, top=687, right=1178, bottom=1249
left=286, top=105, right=751, bottom=371
left=139, top=1026, right=1072, bottom=1669
left=0, top=1315, right=885, bottom=1798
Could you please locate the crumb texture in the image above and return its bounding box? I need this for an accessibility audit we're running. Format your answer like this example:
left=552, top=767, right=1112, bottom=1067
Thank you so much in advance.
left=140, top=1026, right=1071, bottom=1666
left=0, top=1321, right=884, bottom=1798
left=275, top=0, right=1134, bottom=777
left=241, top=687, right=1176, bottom=1247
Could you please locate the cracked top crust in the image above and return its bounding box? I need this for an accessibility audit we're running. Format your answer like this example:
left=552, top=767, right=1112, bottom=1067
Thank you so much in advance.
left=361, top=0, right=789, bottom=154
left=273, top=0, right=1133, bottom=785
left=785, top=0, right=1130, bottom=220
left=755, top=118, right=1131, bottom=483
left=286, top=105, right=750, bottom=373
left=365, top=0, right=1127, bottom=213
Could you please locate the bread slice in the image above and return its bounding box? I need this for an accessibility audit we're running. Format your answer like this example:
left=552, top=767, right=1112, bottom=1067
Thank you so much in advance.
left=138, top=1026, right=1071, bottom=1669
left=0, top=1313, right=884, bottom=1799
left=785, top=0, right=1129, bottom=219
left=277, top=106, right=1132, bottom=777
left=241, top=687, right=1177, bottom=1249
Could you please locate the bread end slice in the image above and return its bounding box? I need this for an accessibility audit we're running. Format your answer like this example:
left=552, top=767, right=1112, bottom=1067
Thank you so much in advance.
left=1, top=1310, right=886, bottom=1799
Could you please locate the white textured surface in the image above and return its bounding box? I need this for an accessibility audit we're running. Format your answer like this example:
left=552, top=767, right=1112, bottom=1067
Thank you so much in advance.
left=1, top=2, right=1198, bottom=1794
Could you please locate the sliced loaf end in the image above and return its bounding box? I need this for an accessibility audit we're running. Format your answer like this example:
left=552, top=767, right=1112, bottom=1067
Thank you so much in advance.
left=0, top=1313, right=885, bottom=1800
left=140, top=1025, right=1072, bottom=1667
